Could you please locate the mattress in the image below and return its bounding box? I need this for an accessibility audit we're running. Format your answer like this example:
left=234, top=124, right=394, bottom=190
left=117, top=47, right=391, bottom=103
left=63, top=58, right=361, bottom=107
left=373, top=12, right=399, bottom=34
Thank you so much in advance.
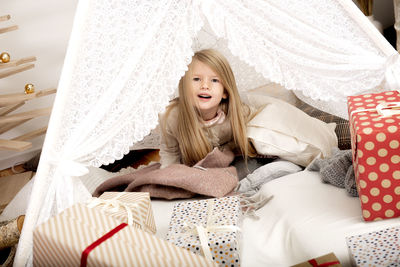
left=151, top=170, right=400, bottom=267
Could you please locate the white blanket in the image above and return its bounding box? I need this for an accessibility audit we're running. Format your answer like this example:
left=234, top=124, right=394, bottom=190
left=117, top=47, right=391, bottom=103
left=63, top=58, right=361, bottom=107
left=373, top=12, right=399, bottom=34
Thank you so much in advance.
left=153, top=170, right=400, bottom=266
left=4, top=168, right=400, bottom=266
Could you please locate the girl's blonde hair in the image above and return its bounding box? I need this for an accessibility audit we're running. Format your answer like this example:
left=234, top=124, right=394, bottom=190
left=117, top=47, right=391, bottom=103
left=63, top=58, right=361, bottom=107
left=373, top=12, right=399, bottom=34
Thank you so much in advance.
left=163, top=49, right=255, bottom=166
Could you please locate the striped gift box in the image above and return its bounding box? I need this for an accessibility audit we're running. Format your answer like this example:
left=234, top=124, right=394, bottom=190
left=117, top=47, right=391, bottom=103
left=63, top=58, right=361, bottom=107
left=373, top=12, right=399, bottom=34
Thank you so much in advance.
left=33, top=203, right=217, bottom=267
left=88, top=192, right=156, bottom=234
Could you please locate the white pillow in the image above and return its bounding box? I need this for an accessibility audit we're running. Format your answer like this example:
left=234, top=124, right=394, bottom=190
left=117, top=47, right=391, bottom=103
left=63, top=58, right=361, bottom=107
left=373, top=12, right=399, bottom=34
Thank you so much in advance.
left=247, top=93, right=338, bottom=167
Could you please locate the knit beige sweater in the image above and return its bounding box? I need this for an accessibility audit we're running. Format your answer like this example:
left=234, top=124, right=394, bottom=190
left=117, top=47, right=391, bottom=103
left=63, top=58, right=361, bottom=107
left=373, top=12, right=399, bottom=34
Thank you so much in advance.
left=158, top=105, right=235, bottom=168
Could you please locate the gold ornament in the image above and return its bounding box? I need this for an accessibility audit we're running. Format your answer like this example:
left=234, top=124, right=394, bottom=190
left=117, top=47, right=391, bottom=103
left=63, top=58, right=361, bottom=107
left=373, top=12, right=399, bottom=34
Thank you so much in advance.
left=0, top=52, right=10, bottom=63
left=24, top=83, right=35, bottom=94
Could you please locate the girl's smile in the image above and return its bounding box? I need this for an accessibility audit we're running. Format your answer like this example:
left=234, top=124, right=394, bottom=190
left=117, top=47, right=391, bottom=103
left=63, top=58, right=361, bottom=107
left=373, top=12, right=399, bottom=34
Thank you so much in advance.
left=197, top=93, right=212, bottom=100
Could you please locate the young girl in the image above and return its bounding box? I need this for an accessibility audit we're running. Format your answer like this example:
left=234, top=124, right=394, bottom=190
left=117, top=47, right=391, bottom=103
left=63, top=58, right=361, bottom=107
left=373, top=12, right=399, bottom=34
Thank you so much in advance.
left=159, top=49, right=256, bottom=168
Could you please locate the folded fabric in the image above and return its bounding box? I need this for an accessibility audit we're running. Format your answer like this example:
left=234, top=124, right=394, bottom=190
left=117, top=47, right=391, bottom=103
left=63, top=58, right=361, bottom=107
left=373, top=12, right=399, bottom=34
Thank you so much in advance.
left=307, top=148, right=357, bottom=197
left=236, top=159, right=302, bottom=195
left=246, top=93, right=338, bottom=167
left=93, top=148, right=238, bottom=199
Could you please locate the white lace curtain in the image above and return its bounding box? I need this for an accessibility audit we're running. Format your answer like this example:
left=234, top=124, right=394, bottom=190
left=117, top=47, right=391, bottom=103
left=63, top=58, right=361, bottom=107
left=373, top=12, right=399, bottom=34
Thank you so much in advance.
left=15, top=0, right=399, bottom=265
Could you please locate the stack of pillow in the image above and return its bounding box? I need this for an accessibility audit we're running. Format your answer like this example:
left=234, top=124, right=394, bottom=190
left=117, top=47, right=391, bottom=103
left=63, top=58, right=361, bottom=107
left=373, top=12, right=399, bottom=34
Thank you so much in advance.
left=244, top=83, right=350, bottom=167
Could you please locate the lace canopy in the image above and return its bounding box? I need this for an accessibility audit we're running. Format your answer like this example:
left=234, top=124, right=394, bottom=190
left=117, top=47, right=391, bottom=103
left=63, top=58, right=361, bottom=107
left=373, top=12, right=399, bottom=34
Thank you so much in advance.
left=15, top=0, right=400, bottom=265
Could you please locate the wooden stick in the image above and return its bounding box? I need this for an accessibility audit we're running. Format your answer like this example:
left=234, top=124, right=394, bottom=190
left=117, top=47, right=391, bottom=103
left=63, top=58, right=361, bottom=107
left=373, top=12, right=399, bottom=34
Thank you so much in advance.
left=35, top=88, right=57, bottom=97
left=0, top=25, right=18, bottom=34
left=368, top=0, right=373, bottom=16
left=0, top=15, right=11, bottom=22
left=357, top=0, right=373, bottom=16
left=0, top=102, right=25, bottom=116
left=13, top=127, right=47, bottom=141
left=0, top=139, right=32, bottom=151
left=0, top=107, right=52, bottom=125
left=0, top=119, right=30, bottom=135
left=0, top=57, right=37, bottom=70
left=0, top=88, right=56, bottom=99
left=0, top=88, right=56, bottom=107
left=0, top=63, right=34, bottom=79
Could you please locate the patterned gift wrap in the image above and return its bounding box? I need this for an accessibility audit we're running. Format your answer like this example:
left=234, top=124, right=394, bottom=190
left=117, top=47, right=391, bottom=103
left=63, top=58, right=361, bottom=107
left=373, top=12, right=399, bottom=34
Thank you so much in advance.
left=346, top=226, right=400, bottom=266
left=88, top=192, right=156, bottom=234
left=347, top=91, right=400, bottom=221
left=33, top=203, right=217, bottom=267
left=166, top=196, right=242, bottom=267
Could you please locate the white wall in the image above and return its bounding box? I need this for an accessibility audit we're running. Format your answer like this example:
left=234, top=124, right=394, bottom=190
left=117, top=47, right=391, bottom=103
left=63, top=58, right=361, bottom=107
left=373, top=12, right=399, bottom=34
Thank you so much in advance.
left=0, top=0, right=78, bottom=170
left=0, top=0, right=396, bottom=170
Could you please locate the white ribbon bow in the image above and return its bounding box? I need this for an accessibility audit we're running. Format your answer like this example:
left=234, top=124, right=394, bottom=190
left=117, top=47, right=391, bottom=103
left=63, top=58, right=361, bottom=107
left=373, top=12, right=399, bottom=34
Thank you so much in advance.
left=87, top=193, right=145, bottom=228
left=351, top=100, right=400, bottom=118
left=375, top=102, right=400, bottom=117
left=183, top=199, right=240, bottom=262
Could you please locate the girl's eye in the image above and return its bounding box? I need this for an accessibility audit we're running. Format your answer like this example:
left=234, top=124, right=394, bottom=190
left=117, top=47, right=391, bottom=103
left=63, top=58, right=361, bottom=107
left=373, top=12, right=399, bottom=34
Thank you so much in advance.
left=211, top=78, right=219, bottom=83
left=193, top=77, right=200, bottom=81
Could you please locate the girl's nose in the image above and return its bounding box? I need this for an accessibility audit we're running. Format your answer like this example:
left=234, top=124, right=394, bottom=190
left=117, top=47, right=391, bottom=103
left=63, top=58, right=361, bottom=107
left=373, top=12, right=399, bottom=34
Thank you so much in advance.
left=201, top=80, right=209, bottom=89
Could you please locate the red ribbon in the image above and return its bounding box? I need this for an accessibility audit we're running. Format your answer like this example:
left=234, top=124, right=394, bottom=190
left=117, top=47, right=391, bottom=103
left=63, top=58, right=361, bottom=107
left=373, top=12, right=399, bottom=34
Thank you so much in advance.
left=80, top=223, right=128, bottom=267
left=308, top=259, right=341, bottom=267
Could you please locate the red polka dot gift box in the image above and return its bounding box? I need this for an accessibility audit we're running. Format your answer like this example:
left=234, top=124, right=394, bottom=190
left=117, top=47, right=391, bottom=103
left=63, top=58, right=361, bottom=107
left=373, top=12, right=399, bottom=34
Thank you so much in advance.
left=347, top=91, right=400, bottom=221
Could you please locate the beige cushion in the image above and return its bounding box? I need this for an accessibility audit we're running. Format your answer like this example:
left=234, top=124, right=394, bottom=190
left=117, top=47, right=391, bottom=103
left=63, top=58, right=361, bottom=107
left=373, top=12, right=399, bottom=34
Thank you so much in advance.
left=246, top=93, right=338, bottom=167
left=294, top=98, right=351, bottom=150
left=243, top=82, right=299, bottom=106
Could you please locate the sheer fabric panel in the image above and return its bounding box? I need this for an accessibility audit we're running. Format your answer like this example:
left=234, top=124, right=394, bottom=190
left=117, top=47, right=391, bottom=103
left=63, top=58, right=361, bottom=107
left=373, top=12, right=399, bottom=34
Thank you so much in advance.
left=15, top=0, right=400, bottom=265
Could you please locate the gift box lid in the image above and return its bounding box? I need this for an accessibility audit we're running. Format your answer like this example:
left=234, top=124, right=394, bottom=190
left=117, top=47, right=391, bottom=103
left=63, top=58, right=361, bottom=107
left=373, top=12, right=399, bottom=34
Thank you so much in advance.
left=291, top=252, right=342, bottom=267
left=166, top=196, right=242, bottom=266
left=346, top=226, right=400, bottom=266
left=95, top=191, right=157, bottom=234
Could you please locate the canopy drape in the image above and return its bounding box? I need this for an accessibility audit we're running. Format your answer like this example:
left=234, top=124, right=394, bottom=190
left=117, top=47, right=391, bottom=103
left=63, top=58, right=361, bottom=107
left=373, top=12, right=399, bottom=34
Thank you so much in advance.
left=15, top=0, right=400, bottom=265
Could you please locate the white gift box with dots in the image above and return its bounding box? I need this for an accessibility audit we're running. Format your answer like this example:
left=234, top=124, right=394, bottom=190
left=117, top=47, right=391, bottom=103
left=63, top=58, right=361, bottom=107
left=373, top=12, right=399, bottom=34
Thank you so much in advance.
left=347, top=91, right=400, bottom=221
left=346, top=226, right=400, bottom=267
left=166, top=196, right=242, bottom=267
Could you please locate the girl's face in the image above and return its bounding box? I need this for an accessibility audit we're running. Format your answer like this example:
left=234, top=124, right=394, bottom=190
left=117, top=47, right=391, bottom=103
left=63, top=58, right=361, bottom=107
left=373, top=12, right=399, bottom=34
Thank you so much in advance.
left=189, top=59, right=227, bottom=121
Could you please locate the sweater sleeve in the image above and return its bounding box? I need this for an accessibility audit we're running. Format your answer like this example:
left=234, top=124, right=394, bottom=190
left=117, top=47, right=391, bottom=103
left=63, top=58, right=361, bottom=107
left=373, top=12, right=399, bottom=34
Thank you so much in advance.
left=158, top=107, right=181, bottom=168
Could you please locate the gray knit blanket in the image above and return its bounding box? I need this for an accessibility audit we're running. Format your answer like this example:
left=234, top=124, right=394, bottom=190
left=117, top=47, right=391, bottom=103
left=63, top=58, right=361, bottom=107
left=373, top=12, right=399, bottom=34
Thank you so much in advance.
left=307, top=148, right=358, bottom=197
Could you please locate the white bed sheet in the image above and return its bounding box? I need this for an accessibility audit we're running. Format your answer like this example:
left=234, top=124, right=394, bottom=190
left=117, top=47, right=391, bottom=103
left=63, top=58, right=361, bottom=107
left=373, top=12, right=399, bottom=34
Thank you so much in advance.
left=151, top=170, right=400, bottom=267
left=4, top=167, right=399, bottom=266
